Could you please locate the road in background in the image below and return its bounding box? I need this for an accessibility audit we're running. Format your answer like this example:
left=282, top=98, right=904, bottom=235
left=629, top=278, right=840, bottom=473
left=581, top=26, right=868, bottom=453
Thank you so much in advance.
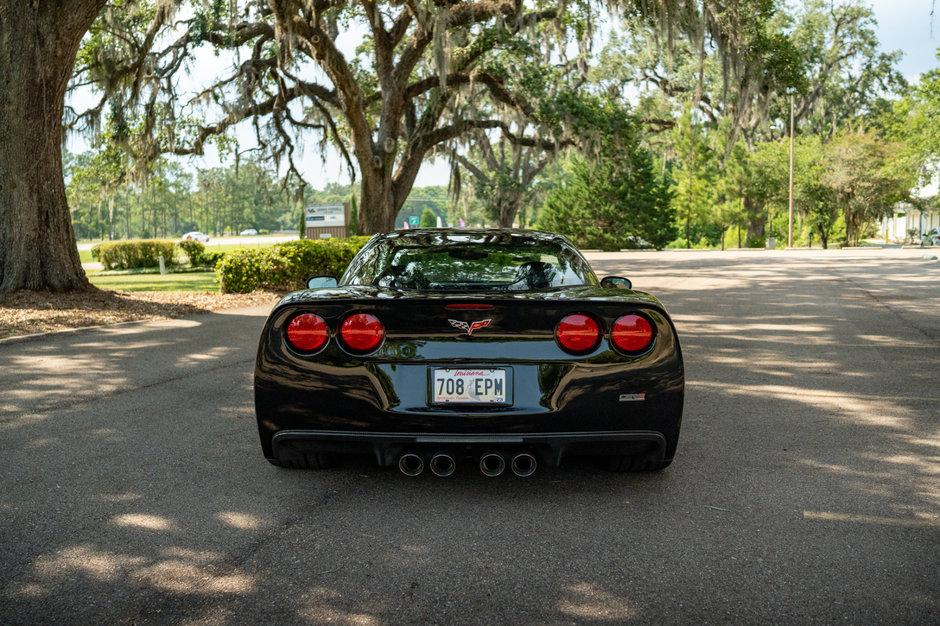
left=77, top=234, right=299, bottom=252
left=78, top=234, right=300, bottom=271
left=1, top=249, right=937, bottom=623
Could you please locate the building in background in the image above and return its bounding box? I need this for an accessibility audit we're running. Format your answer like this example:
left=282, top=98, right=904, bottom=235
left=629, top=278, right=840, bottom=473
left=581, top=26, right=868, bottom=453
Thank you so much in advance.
left=881, top=167, right=939, bottom=243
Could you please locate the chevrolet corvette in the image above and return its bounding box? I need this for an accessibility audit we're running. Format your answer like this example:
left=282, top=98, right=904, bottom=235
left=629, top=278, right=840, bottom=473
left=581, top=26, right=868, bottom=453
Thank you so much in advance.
left=255, top=229, right=684, bottom=476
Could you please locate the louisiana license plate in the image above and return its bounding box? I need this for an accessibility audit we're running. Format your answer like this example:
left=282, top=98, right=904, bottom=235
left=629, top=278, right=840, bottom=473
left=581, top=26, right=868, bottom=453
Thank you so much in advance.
left=431, top=368, right=507, bottom=404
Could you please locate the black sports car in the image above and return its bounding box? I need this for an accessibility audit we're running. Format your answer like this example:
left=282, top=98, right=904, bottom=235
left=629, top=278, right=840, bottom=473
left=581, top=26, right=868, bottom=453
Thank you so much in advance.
left=255, top=229, right=684, bottom=476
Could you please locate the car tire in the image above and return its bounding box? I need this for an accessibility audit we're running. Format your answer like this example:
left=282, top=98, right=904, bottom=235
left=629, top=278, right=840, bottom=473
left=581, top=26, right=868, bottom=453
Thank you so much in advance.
left=268, top=451, right=337, bottom=469
left=603, top=453, right=672, bottom=472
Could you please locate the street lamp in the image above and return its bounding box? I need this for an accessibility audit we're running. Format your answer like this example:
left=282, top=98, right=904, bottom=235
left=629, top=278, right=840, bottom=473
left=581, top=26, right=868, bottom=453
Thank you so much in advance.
left=788, top=93, right=795, bottom=248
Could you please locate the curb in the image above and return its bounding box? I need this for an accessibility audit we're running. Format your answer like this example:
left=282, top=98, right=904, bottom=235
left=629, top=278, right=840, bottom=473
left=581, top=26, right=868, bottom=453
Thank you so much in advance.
left=0, top=319, right=150, bottom=346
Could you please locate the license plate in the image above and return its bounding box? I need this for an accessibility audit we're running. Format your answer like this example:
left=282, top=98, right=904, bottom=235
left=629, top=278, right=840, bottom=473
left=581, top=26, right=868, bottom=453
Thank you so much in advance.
left=432, top=368, right=507, bottom=404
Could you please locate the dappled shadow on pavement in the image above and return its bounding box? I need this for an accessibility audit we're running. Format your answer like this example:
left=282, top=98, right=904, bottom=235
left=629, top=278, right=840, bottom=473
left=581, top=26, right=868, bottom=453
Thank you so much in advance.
left=595, top=252, right=939, bottom=518
left=0, top=252, right=937, bottom=623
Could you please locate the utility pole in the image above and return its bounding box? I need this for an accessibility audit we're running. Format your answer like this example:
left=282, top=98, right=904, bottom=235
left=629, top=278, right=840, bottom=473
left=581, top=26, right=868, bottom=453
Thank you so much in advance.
left=788, top=94, right=795, bottom=248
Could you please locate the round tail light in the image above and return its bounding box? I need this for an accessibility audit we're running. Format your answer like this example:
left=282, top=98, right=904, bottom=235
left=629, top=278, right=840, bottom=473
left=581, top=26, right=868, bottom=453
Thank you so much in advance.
left=611, top=314, right=653, bottom=353
left=556, top=314, right=600, bottom=354
left=286, top=313, right=329, bottom=352
left=340, top=313, right=385, bottom=353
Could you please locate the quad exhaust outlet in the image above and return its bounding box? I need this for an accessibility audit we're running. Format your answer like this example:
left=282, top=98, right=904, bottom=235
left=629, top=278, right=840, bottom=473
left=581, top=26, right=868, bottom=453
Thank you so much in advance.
left=397, top=451, right=537, bottom=477
left=511, top=453, right=537, bottom=477
left=479, top=452, right=506, bottom=477
left=429, top=453, right=456, bottom=477
left=398, top=453, right=424, bottom=477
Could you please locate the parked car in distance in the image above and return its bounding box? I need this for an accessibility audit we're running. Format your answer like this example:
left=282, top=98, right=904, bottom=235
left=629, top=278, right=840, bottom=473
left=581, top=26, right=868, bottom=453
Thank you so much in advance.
left=254, top=228, right=685, bottom=478
left=182, top=231, right=210, bottom=243
left=240, top=228, right=259, bottom=236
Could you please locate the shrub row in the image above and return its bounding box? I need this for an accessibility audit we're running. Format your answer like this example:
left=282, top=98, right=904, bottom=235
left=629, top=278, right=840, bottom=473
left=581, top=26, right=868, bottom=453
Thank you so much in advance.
left=95, top=240, right=179, bottom=270
left=178, top=240, right=225, bottom=268
left=217, top=237, right=371, bottom=294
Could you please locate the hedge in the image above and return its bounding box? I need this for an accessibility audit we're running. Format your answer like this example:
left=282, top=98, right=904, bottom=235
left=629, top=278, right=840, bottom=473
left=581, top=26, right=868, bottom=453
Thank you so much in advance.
left=217, top=237, right=370, bottom=294
left=96, top=240, right=179, bottom=270
left=178, top=240, right=224, bottom=268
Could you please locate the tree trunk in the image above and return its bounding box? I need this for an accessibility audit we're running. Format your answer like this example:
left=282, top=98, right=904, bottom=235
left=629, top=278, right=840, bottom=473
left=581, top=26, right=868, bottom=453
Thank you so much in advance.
left=743, top=197, right=766, bottom=246
left=497, top=192, right=523, bottom=229
left=357, top=145, right=424, bottom=234
left=818, top=225, right=829, bottom=249
left=0, top=0, right=106, bottom=292
left=357, top=164, right=399, bottom=234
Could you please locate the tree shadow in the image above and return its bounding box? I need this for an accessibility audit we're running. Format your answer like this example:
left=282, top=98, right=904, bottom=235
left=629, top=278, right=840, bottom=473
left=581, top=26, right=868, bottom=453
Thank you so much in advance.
left=0, top=289, right=212, bottom=340
left=1, top=252, right=937, bottom=623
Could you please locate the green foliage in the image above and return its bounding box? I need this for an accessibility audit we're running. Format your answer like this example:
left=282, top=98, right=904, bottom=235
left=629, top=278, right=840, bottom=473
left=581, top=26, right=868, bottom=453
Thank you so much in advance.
left=539, top=100, right=674, bottom=250
left=670, top=107, right=718, bottom=248
left=882, top=51, right=940, bottom=189
left=419, top=208, right=438, bottom=228
left=63, top=0, right=921, bottom=252
left=912, top=54, right=940, bottom=162
left=348, top=194, right=359, bottom=237
left=216, top=238, right=369, bottom=294
left=97, top=240, right=179, bottom=270
left=539, top=150, right=674, bottom=251
left=66, top=153, right=292, bottom=240
left=178, top=240, right=225, bottom=267
left=178, top=240, right=206, bottom=264
left=790, top=136, right=840, bottom=248
left=90, top=243, right=102, bottom=261
left=823, top=132, right=911, bottom=246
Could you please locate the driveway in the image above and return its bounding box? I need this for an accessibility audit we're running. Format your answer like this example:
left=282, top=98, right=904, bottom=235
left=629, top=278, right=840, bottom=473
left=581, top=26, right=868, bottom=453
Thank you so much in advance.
left=1, top=249, right=937, bottom=623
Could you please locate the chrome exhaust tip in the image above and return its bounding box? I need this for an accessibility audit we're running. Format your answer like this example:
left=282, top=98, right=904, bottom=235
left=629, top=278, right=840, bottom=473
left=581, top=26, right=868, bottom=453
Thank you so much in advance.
left=511, top=453, right=537, bottom=477
left=479, top=452, right=506, bottom=477
left=429, top=453, right=456, bottom=477
left=398, top=453, right=425, bottom=477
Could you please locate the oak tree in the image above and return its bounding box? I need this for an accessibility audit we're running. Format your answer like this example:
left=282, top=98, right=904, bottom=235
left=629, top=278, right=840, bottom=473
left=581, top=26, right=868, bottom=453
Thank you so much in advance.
left=0, top=0, right=108, bottom=292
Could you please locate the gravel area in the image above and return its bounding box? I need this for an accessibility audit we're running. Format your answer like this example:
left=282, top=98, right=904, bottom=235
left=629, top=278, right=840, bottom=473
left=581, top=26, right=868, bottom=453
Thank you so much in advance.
left=0, top=288, right=280, bottom=340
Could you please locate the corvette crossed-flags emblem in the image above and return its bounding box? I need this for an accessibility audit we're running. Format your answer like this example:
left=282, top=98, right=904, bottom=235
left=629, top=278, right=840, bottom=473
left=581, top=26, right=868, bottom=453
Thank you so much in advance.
left=448, top=318, right=492, bottom=336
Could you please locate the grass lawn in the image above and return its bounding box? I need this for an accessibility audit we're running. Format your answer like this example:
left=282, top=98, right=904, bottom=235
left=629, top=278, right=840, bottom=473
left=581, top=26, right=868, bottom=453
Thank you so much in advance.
left=88, top=271, right=220, bottom=293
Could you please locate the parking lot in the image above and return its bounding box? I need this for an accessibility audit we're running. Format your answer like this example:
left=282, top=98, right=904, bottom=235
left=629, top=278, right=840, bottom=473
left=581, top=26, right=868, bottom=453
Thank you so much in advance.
left=1, top=248, right=937, bottom=623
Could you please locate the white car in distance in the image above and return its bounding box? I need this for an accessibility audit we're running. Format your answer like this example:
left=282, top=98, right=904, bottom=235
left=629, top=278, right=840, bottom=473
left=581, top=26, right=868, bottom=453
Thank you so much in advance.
left=182, top=231, right=210, bottom=243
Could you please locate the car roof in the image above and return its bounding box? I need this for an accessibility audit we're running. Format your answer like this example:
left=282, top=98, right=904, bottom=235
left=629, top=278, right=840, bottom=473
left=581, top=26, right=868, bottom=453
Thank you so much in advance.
left=372, top=228, right=576, bottom=248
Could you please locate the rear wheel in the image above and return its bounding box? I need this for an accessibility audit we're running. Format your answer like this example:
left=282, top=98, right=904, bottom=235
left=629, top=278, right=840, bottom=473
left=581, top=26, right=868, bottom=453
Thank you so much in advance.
left=603, top=453, right=672, bottom=472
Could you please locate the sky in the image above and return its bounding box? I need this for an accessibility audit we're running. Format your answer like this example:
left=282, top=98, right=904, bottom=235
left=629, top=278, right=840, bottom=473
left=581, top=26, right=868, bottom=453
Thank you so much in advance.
left=66, top=1, right=940, bottom=191
left=867, top=0, right=938, bottom=80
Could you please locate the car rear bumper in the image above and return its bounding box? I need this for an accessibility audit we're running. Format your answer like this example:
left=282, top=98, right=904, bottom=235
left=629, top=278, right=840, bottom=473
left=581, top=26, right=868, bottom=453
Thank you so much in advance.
left=271, top=429, right=668, bottom=468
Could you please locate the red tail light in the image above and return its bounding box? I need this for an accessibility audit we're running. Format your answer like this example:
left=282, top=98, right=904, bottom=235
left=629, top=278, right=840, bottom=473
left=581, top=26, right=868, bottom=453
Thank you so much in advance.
left=286, top=313, right=329, bottom=352
left=340, top=313, right=385, bottom=353
left=556, top=314, right=600, bottom=353
left=611, top=314, right=653, bottom=353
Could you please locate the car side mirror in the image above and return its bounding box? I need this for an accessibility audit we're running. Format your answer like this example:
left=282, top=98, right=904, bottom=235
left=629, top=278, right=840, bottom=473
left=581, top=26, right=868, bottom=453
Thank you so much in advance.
left=601, top=276, right=632, bottom=290
left=306, top=275, right=338, bottom=289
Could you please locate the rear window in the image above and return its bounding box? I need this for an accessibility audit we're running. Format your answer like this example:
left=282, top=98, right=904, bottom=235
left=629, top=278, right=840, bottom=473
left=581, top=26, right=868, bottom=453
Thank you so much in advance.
left=342, top=232, right=597, bottom=292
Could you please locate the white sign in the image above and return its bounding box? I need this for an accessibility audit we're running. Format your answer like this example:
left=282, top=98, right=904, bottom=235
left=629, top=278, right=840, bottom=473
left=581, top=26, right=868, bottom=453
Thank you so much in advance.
left=305, top=203, right=346, bottom=228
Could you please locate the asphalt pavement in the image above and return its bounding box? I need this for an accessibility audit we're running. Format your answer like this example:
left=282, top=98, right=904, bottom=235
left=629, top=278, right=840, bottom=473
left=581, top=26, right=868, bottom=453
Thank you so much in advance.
left=1, top=248, right=937, bottom=624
